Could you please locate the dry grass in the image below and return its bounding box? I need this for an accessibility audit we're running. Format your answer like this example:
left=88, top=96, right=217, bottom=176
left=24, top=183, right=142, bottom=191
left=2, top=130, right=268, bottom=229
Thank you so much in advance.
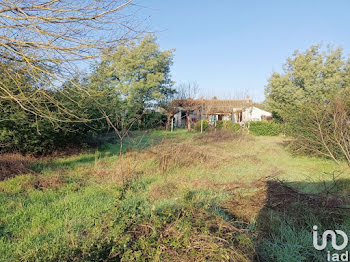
left=146, top=131, right=248, bottom=175
left=128, top=207, right=255, bottom=262
left=221, top=177, right=350, bottom=228
left=1, top=130, right=348, bottom=261
left=150, top=182, right=178, bottom=200
left=31, top=175, right=65, bottom=190
left=263, top=180, right=350, bottom=220
left=163, top=209, right=254, bottom=262
left=194, top=129, right=249, bottom=144
left=150, top=142, right=212, bottom=174
left=93, top=153, right=145, bottom=185
left=0, top=153, right=34, bottom=181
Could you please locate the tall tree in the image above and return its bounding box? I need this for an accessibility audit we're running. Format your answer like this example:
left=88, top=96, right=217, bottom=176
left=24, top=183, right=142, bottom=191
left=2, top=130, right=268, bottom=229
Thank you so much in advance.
left=0, top=0, right=140, bottom=122
left=265, top=44, right=350, bottom=164
left=89, top=35, right=174, bottom=153
left=265, top=45, right=347, bottom=120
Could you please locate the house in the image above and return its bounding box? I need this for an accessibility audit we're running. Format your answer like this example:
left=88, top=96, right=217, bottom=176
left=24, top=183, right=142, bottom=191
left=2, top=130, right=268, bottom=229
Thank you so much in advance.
left=169, top=98, right=272, bottom=128
left=242, top=106, right=272, bottom=122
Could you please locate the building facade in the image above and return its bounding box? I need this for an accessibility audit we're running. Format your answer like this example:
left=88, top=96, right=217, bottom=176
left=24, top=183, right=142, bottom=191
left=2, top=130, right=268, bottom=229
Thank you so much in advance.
left=171, top=99, right=272, bottom=128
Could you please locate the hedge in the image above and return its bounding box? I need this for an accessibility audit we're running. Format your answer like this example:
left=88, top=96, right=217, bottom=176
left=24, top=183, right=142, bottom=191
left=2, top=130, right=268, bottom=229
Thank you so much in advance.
left=194, top=120, right=209, bottom=132
left=195, top=120, right=241, bottom=132
left=248, top=121, right=281, bottom=136
left=220, top=121, right=241, bottom=132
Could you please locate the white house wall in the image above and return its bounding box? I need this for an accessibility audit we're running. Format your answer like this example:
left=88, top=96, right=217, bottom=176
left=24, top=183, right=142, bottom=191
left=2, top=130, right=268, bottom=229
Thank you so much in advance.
left=174, top=111, right=182, bottom=127
left=172, top=106, right=272, bottom=127
left=242, top=107, right=272, bottom=122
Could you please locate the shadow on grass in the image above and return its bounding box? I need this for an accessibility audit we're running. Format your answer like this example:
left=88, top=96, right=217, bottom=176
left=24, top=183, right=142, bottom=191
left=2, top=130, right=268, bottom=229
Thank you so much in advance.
left=31, top=131, right=167, bottom=173
left=254, top=179, right=350, bottom=262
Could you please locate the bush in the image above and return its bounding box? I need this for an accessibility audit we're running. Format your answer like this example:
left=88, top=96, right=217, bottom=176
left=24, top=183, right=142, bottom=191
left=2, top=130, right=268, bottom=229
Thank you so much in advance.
left=194, top=120, right=209, bottom=132
left=248, top=121, right=281, bottom=136
left=195, top=120, right=241, bottom=132
left=136, top=112, right=167, bottom=130
left=215, top=120, right=224, bottom=129
left=289, top=94, right=350, bottom=164
left=222, top=121, right=241, bottom=132
left=0, top=102, right=106, bottom=155
left=0, top=102, right=167, bottom=155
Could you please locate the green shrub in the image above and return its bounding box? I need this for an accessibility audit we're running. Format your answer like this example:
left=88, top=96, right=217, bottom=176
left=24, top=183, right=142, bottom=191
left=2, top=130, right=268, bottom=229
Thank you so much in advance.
left=248, top=121, right=281, bottom=136
left=209, top=120, right=241, bottom=132
left=0, top=108, right=105, bottom=155
left=287, top=95, right=350, bottom=164
left=0, top=104, right=167, bottom=155
left=222, top=121, right=241, bottom=132
left=195, top=120, right=241, bottom=132
left=194, top=120, right=209, bottom=132
left=215, top=120, right=224, bottom=129
left=136, top=112, right=167, bottom=130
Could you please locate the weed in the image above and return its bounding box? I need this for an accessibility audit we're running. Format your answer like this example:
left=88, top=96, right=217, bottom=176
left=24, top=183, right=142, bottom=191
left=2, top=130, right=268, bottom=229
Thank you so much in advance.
left=0, top=130, right=349, bottom=261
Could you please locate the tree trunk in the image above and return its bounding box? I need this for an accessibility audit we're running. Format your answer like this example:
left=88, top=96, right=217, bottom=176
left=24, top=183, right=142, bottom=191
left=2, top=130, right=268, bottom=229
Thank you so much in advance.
left=166, top=115, right=171, bottom=131
left=186, top=112, right=191, bottom=131
left=119, top=139, right=123, bottom=156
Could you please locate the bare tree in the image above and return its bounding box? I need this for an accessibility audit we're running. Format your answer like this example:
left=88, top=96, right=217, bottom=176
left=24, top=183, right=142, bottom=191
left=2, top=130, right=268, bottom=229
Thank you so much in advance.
left=292, top=95, right=350, bottom=165
left=176, top=81, right=200, bottom=99
left=103, top=111, right=143, bottom=155
left=163, top=81, right=200, bottom=131
left=0, top=0, right=142, bottom=122
left=175, top=81, right=200, bottom=130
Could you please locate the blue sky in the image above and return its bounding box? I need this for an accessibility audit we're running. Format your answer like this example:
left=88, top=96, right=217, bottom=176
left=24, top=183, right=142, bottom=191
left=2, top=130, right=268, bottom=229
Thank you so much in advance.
left=139, top=0, right=350, bottom=102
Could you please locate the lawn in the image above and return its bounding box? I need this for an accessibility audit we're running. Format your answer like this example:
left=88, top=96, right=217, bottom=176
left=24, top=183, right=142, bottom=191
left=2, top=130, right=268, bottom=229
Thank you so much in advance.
left=1, top=130, right=349, bottom=261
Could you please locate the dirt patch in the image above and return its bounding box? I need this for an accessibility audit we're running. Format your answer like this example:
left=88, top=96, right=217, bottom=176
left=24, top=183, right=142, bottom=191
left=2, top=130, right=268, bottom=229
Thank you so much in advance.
left=0, top=154, right=34, bottom=181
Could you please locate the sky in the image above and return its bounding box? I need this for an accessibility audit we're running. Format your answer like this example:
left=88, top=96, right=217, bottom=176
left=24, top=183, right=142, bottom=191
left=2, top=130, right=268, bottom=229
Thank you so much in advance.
left=138, top=0, right=350, bottom=102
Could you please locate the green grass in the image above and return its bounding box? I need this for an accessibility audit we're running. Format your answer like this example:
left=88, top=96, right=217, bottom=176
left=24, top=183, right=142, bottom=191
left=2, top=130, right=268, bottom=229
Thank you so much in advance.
left=1, top=130, right=350, bottom=261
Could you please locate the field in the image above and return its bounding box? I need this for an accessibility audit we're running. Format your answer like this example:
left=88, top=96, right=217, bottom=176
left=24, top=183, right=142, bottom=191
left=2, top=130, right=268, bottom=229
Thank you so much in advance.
left=1, top=130, right=350, bottom=261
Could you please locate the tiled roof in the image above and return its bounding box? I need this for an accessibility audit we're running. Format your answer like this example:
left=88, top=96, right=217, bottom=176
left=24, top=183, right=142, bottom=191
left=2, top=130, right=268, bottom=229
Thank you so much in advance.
left=170, top=99, right=253, bottom=113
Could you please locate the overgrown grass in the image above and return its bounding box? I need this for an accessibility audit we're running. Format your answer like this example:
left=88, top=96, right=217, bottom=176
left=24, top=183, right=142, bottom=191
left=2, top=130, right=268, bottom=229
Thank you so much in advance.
left=1, top=130, right=350, bottom=261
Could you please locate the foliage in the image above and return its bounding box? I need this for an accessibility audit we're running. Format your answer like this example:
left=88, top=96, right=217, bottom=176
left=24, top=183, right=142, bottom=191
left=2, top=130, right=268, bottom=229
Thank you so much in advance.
left=89, top=35, right=175, bottom=153
left=0, top=95, right=88, bottom=155
left=0, top=0, right=138, bottom=122
left=91, top=34, right=174, bottom=117
left=265, top=45, right=350, bottom=163
left=271, top=111, right=284, bottom=123
left=0, top=130, right=346, bottom=261
left=194, top=120, right=209, bottom=132
left=289, top=91, right=350, bottom=164
left=221, top=121, right=241, bottom=132
left=265, top=45, right=349, bottom=121
left=248, top=121, right=281, bottom=136
left=136, top=112, right=167, bottom=130
left=0, top=80, right=105, bottom=155
left=216, top=120, right=224, bottom=129
left=0, top=130, right=347, bottom=261
left=195, top=120, right=241, bottom=133
left=0, top=36, right=174, bottom=155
